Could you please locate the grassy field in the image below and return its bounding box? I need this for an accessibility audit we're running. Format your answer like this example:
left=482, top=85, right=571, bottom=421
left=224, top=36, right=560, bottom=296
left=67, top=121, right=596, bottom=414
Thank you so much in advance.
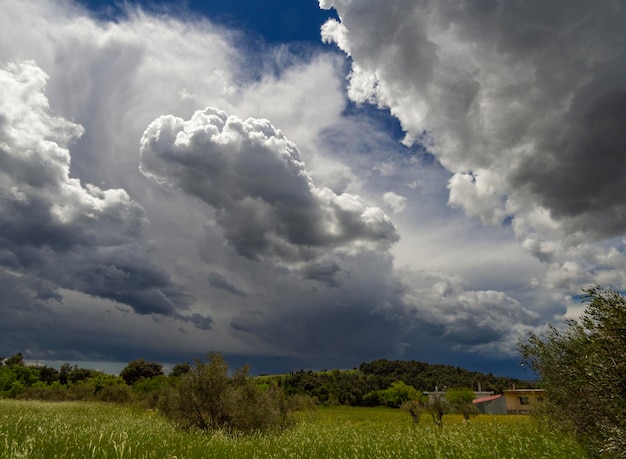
left=0, top=399, right=585, bottom=458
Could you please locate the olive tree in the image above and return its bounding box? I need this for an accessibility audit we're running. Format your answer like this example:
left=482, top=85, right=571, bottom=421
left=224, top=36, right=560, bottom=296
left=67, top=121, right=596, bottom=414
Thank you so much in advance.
left=400, top=399, right=424, bottom=423
left=520, top=286, right=626, bottom=457
left=425, top=392, right=449, bottom=428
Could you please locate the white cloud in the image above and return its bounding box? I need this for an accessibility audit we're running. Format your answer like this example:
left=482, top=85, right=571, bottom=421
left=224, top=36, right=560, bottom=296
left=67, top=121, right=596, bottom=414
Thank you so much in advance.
left=383, top=191, right=407, bottom=213
left=140, top=107, right=399, bottom=262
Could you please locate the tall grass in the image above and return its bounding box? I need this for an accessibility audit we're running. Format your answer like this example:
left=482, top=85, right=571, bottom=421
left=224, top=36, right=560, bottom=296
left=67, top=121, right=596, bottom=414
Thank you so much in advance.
left=0, top=400, right=585, bottom=458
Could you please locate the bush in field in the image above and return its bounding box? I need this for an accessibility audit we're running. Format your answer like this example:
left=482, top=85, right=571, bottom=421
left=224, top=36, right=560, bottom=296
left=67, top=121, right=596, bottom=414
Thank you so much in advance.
left=17, top=382, right=68, bottom=401
left=158, top=352, right=291, bottom=433
left=66, top=383, right=95, bottom=401
left=95, top=384, right=133, bottom=403
left=361, top=390, right=383, bottom=407
left=87, top=373, right=126, bottom=393
left=380, top=381, right=422, bottom=408
left=363, top=381, right=422, bottom=408
left=520, top=286, right=626, bottom=457
left=133, top=375, right=170, bottom=409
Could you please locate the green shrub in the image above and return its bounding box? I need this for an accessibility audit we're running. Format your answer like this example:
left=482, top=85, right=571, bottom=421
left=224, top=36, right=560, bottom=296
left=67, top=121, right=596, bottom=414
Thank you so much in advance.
left=17, top=383, right=68, bottom=402
left=95, top=384, right=133, bottom=403
left=380, top=381, right=421, bottom=408
left=66, top=383, right=95, bottom=401
left=158, top=353, right=292, bottom=433
left=133, top=375, right=170, bottom=409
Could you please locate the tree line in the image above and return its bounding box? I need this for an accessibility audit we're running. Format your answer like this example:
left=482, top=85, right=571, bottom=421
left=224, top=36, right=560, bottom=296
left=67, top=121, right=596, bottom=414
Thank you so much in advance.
left=0, top=352, right=529, bottom=407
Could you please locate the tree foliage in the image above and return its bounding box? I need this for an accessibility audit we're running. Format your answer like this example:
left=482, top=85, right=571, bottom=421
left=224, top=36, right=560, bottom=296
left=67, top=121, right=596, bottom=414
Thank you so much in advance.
left=378, top=381, right=422, bottom=408
left=169, top=362, right=191, bottom=377
left=278, top=361, right=528, bottom=407
left=4, top=353, right=24, bottom=367
left=120, top=359, right=164, bottom=385
left=520, top=286, right=626, bottom=457
left=158, top=353, right=291, bottom=433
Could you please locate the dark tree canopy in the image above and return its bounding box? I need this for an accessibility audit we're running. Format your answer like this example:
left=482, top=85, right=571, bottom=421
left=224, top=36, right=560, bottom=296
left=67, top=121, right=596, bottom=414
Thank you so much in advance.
left=169, top=362, right=191, bottom=377
left=4, top=353, right=24, bottom=367
left=120, top=359, right=164, bottom=385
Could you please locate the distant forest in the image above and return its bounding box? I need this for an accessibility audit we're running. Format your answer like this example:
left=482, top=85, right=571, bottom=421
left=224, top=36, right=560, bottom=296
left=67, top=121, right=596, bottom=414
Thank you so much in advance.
left=262, top=359, right=533, bottom=406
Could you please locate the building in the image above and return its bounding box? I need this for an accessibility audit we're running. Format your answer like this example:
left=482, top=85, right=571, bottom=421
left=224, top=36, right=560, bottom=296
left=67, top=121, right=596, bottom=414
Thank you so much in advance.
left=502, top=389, right=544, bottom=414
left=473, top=389, right=545, bottom=415
left=473, top=393, right=506, bottom=415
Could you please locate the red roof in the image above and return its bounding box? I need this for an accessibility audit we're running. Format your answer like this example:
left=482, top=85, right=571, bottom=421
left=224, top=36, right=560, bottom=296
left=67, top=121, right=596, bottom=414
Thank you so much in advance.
left=473, top=394, right=502, bottom=404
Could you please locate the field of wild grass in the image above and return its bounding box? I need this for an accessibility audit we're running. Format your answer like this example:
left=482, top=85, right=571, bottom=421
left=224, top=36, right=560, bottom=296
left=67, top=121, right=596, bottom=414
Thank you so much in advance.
left=0, top=399, right=585, bottom=458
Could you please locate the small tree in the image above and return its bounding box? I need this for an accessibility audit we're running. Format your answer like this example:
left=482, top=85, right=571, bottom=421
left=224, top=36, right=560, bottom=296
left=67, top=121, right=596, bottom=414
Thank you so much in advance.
left=520, top=286, right=626, bottom=457
left=59, top=363, right=72, bottom=385
left=401, top=399, right=424, bottom=423
left=68, top=366, right=97, bottom=384
left=425, top=392, right=449, bottom=428
left=446, top=388, right=478, bottom=421
left=37, top=365, right=59, bottom=385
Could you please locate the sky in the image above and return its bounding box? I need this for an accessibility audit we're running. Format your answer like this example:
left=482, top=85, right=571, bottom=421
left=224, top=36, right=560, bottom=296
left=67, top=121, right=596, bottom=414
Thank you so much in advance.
left=1, top=0, right=625, bottom=379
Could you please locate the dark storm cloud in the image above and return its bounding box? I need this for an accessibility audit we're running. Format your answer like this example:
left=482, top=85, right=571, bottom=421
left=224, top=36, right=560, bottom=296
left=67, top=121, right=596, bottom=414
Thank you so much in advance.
left=185, top=313, right=214, bottom=330
left=140, top=107, right=399, bottom=262
left=512, top=73, right=626, bottom=236
left=321, top=0, right=626, bottom=238
left=302, top=259, right=342, bottom=287
left=230, top=252, right=409, bottom=358
left=225, top=247, right=539, bottom=360
left=208, top=271, right=248, bottom=297
left=0, top=61, right=194, bottom=318
left=395, top=269, right=541, bottom=354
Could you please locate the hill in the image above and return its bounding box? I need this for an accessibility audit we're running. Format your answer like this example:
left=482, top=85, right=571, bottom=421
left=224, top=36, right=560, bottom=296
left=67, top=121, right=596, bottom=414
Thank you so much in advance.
left=259, top=359, right=533, bottom=406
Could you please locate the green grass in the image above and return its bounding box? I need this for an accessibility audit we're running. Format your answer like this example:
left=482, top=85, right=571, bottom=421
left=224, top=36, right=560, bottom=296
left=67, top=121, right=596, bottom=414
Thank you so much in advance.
left=0, top=400, right=585, bottom=458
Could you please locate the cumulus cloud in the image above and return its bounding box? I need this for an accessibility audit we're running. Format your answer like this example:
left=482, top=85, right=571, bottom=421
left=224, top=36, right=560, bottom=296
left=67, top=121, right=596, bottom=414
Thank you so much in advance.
left=0, top=60, right=195, bottom=321
left=140, top=107, right=399, bottom=262
left=321, top=0, right=626, bottom=296
left=383, top=191, right=407, bottom=214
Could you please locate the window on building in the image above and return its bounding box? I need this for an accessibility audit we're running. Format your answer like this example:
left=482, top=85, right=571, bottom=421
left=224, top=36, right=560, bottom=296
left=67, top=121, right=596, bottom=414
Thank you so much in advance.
left=519, top=396, right=529, bottom=405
